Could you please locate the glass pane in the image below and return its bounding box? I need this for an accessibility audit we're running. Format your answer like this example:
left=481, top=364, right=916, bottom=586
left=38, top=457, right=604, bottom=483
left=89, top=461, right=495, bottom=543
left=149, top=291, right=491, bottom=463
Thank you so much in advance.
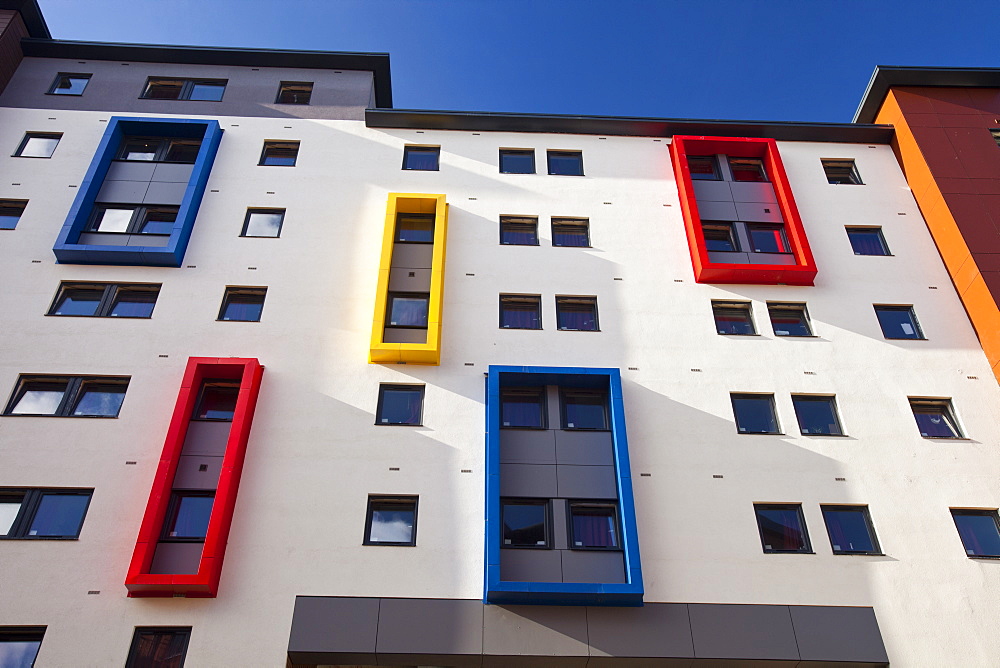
left=552, top=223, right=589, bottom=247
left=876, top=307, right=921, bottom=339
left=196, top=384, right=239, bottom=420
left=729, top=157, right=767, bottom=182
left=93, top=208, right=134, bottom=233
left=11, top=384, right=66, bottom=415
left=572, top=507, right=617, bottom=548
left=500, top=299, right=540, bottom=329
left=557, top=300, right=597, bottom=331
left=503, top=504, right=547, bottom=546
left=824, top=508, right=876, bottom=553
left=704, top=224, right=737, bottom=251
left=388, top=296, right=428, bottom=327
left=189, top=82, right=225, bottom=101
left=261, top=145, right=298, bottom=166
left=53, top=75, right=89, bottom=95
left=379, top=387, right=422, bottom=425
left=53, top=289, right=103, bottom=316
left=913, top=406, right=959, bottom=438
left=500, top=151, right=534, bottom=174
left=121, top=138, right=159, bottom=161
left=369, top=504, right=415, bottom=543
left=769, top=307, right=810, bottom=336
left=757, top=506, right=808, bottom=551
left=954, top=513, right=1000, bottom=556
left=109, top=290, right=156, bottom=318
left=164, top=139, right=201, bottom=163
left=0, top=639, right=42, bottom=667
left=395, top=214, right=435, bottom=243
left=72, top=383, right=126, bottom=416
left=749, top=226, right=789, bottom=253
left=794, top=397, right=841, bottom=435
left=714, top=307, right=754, bottom=335
left=167, top=495, right=214, bottom=538
left=824, top=160, right=861, bottom=185
left=144, top=80, right=183, bottom=99
left=548, top=152, right=583, bottom=176
left=130, top=631, right=188, bottom=668
left=564, top=392, right=607, bottom=429
left=848, top=229, right=888, bottom=255
left=277, top=83, right=312, bottom=104
left=19, top=136, right=59, bottom=158
left=0, top=500, right=22, bottom=535
left=139, top=209, right=177, bottom=235
left=221, top=294, right=265, bottom=321
left=244, top=211, right=283, bottom=237
left=688, top=156, right=719, bottom=180
left=0, top=203, right=23, bottom=230
left=28, top=494, right=89, bottom=537
left=403, top=148, right=439, bottom=170
left=500, top=221, right=537, bottom=245
left=733, top=395, right=778, bottom=433
left=501, top=390, right=543, bottom=428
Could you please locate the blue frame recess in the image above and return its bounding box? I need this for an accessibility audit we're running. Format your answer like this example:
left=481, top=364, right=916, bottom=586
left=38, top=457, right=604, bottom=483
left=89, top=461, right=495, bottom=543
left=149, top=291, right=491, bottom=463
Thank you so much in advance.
left=485, top=365, right=643, bottom=606
left=53, top=116, right=223, bottom=267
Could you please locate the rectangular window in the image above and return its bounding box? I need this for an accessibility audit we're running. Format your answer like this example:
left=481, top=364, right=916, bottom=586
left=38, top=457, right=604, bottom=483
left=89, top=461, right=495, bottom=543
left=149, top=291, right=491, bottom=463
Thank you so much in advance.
left=364, top=496, right=417, bottom=546
left=275, top=81, right=313, bottom=104
left=731, top=393, right=780, bottom=434
left=499, top=149, right=535, bottom=174
left=500, top=388, right=545, bottom=428
left=755, top=504, right=811, bottom=553
left=48, top=72, right=91, bottom=95
left=747, top=224, right=790, bottom=253
left=909, top=397, right=963, bottom=438
left=14, top=132, right=61, bottom=158
left=822, top=506, right=880, bottom=555
left=792, top=395, right=844, bottom=436
left=952, top=509, right=1000, bottom=558
left=547, top=150, right=584, bottom=176
left=568, top=502, right=619, bottom=549
left=556, top=296, right=599, bottom=331
left=713, top=301, right=756, bottom=335
left=0, top=199, right=28, bottom=230
left=394, top=213, right=435, bottom=243
left=562, top=389, right=608, bottom=430
left=402, top=146, right=439, bottom=171
left=193, top=381, right=240, bottom=421
left=500, top=294, right=541, bottom=330
left=846, top=227, right=890, bottom=255
left=241, top=209, right=284, bottom=238
left=218, top=287, right=266, bottom=322
left=386, top=292, right=429, bottom=328
left=822, top=159, right=863, bottom=185
left=702, top=221, right=739, bottom=251
left=376, top=384, right=424, bottom=426
left=728, top=157, right=768, bottom=182
left=48, top=282, right=160, bottom=319
left=499, top=216, right=538, bottom=245
left=875, top=305, right=924, bottom=339
left=767, top=302, right=812, bottom=336
left=0, top=627, right=45, bottom=667
left=142, top=77, right=226, bottom=101
left=551, top=218, right=590, bottom=247
left=259, top=141, right=299, bottom=166
left=87, top=205, right=178, bottom=235
left=0, top=489, right=93, bottom=539
left=125, top=627, right=191, bottom=668
left=4, top=375, right=128, bottom=417
left=687, top=155, right=720, bottom=180
left=502, top=499, right=549, bottom=547
left=162, top=492, right=214, bottom=541
left=118, top=136, right=201, bottom=163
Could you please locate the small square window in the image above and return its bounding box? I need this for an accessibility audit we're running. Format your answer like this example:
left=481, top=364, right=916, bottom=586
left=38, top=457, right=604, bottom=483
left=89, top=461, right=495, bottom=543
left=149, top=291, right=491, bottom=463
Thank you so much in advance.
left=731, top=393, right=780, bottom=434
left=909, top=398, right=963, bottom=438
left=822, top=506, right=880, bottom=555
left=499, top=149, right=535, bottom=174
left=951, top=509, right=1000, bottom=558
left=402, top=146, right=439, bottom=171
left=395, top=213, right=435, bottom=243
left=551, top=218, right=590, bottom=247
left=218, top=287, right=266, bottom=322
left=502, top=500, right=549, bottom=547
left=71, top=379, right=128, bottom=417
left=568, top=502, right=619, bottom=549
left=556, top=296, right=598, bottom=331
left=14, top=132, right=61, bottom=158
left=754, top=504, right=811, bottom=553
left=125, top=627, right=191, bottom=668
left=386, top=293, right=429, bottom=328
left=792, top=395, right=843, bottom=436
left=703, top=221, right=739, bottom=251
left=0, top=200, right=28, bottom=230
left=4, top=376, right=128, bottom=418
left=768, top=302, right=812, bottom=336
left=874, top=305, right=924, bottom=339
left=500, top=295, right=541, bottom=330
left=1, top=489, right=93, bottom=539
left=846, top=227, right=890, bottom=256
left=547, top=150, right=584, bottom=176
left=193, top=381, right=240, bottom=421
left=48, top=282, right=159, bottom=318
left=728, top=157, right=768, bottom=182
left=747, top=224, right=790, bottom=253
left=241, top=209, right=284, bottom=238
left=142, top=78, right=184, bottom=99
left=687, top=155, right=720, bottom=180
left=275, top=81, right=313, bottom=104
left=49, top=73, right=90, bottom=95
left=364, top=496, right=417, bottom=546
left=259, top=141, right=299, bottom=166
left=822, top=159, right=863, bottom=185
left=376, top=385, right=424, bottom=426
left=162, top=492, right=214, bottom=540
left=0, top=627, right=45, bottom=667
left=562, top=389, right=608, bottom=430
left=500, top=388, right=545, bottom=429
left=713, top=301, right=756, bottom=335
left=499, top=216, right=538, bottom=245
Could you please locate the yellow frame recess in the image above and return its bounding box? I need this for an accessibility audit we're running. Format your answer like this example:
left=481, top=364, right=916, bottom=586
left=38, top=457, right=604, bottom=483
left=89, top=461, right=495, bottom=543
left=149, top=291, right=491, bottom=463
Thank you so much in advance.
left=369, top=193, right=448, bottom=365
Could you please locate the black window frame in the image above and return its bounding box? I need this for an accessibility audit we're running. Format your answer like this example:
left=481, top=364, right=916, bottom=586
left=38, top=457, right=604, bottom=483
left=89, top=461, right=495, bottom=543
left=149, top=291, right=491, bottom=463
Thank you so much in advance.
left=821, top=505, right=881, bottom=555
left=0, top=488, right=93, bottom=540
left=951, top=509, right=1000, bottom=558
left=141, top=77, right=227, bottom=101
left=86, top=204, right=179, bottom=236
left=792, top=395, right=845, bottom=436
left=551, top=217, right=591, bottom=248
left=402, top=145, right=440, bottom=171
left=125, top=627, right=192, bottom=668
left=874, top=305, right=925, bottom=340
left=0, top=626, right=45, bottom=667
left=499, top=149, right=536, bottom=174
left=687, top=155, right=721, bottom=180
left=363, top=496, right=418, bottom=546
left=375, top=384, right=425, bottom=426
left=731, top=393, right=782, bottom=435
left=275, top=81, right=313, bottom=105
left=846, top=227, right=890, bottom=256
left=754, top=503, right=813, bottom=554
left=560, top=388, right=609, bottom=431
left=258, top=140, right=299, bottom=166
left=48, top=72, right=91, bottom=96
left=567, top=501, right=621, bottom=551
left=822, top=159, right=864, bottom=185
left=909, top=397, right=964, bottom=439
left=767, top=302, right=813, bottom=337
left=501, top=498, right=551, bottom=549
left=746, top=223, right=791, bottom=254
left=546, top=150, right=584, bottom=176
left=160, top=490, right=215, bottom=542
left=218, top=287, right=267, bottom=322
left=240, top=208, right=285, bottom=238
left=116, top=136, right=202, bottom=164
left=555, top=295, right=599, bottom=332
left=499, top=216, right=539, bottom=246
left=0, top=199, right=28, bottom=230
left=385, top=292, right=430, bottom=329
left=13, top=132, right=61, bottom=158
left=703, top=221, right=740, bottom=252
left=192, top=380, right=240, bottom=422
left=991, top=129, right=1000, bottom=147
left=499, top=387, right=546, bottom=429
left=728, top=156, right=769, bottom=182
left=394, top=212, right=436, bottom=244
left=499, top=294, right=542, bottom=330
left=3, top=375, right=129, bottom=418
left=47, top=282, right=160, bottom=319
left=712, top=301, right=756, bottom=335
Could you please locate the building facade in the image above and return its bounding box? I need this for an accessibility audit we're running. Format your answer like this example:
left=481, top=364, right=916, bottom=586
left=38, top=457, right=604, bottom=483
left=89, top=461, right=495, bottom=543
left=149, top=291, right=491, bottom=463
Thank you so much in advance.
left=1, top=1, right=999, bottom=666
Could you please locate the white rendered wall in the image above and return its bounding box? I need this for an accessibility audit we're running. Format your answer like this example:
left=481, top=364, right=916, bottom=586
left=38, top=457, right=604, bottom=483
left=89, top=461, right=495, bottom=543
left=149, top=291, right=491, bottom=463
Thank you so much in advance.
left=0, top=104, right=997, bottom=667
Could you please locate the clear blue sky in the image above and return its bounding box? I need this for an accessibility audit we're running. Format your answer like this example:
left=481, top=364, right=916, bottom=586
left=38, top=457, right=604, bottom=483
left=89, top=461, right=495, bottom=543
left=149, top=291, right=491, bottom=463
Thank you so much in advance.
left=37, top=0, right=998, bottom=123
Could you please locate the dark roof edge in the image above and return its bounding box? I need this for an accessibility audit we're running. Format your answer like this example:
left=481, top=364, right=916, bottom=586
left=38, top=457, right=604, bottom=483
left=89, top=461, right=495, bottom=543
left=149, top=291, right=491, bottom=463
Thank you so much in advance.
left=19, top=38, right=393, bottom=107
left=0, top=0, right=49, bottom=38
left=367, top=108, right=894, bottom=144
left=854, top=65, right=1000, bottom=124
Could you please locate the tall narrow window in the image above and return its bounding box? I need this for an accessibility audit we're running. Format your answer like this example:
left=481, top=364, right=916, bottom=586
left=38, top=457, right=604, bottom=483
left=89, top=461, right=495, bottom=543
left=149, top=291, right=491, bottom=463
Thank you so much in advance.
left=731, top=393, right=780, bottom=434
left=713, top=301, right=755, bottom=335
left=909, top=398, right=963, bottom=438
left=754, top=504, right=811, bottom=553
left=376, top=385, right=424, bottom=426
left=500, top=388, right=545, bottom=428
left=768, top=302, right=812, bottom=336
left=951, top=509, right=1000, bottom=558
left=551, top=218, right=590, bottom=247
left=500, top=295, right=541, bottom=330
left=125, top=627, right=191, bottom=668
left=364, top=496, right=418, bottom=546
left=822, top=506, right=880, bottom=555
left=500, top=216, right=538, bottom=245
left=555, top=296, right=598, bottom=331
left=568, top=502, right=619, bottom=549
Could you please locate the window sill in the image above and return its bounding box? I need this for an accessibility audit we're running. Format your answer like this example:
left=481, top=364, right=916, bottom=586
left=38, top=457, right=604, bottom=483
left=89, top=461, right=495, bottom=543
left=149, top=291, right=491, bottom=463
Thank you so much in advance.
left=402, top=168, right=439, bottom=172
left=363, top=542, right=416, bottom=547
left=12, top=155, right=53, bottom=159
left=138, top=97, right=225, bottom=102
left=763, top=550, right=814, bottom=555
left=374, top=422, right=422, bottom=427
left=920, top=436, right=969, bottom=441
left=501, top=544, right=551, bottom=550
left=500, top=242, right=540, bottom=246
left=562, top=427, right=610, bottom=432
left=737, top=431, right=784, bottom=435
left=717, top=332, right=761, bottom=336
left=500, top=327, right=542, bottom=331
left=189, top=417, right=235, bottom=423
left=833, top=552, right=884, bottom=556
left=884, top=337, right=927, bottom=341
left=853, top=253, right=894, bottom=257
left=552, top=245, right=593, bottom=249
left=217, top=319, right=261, bottom=323
left=557, top=328, right=601, bottom=332
left=800, top=432, right=849, bottom=437
left=257, top=163, right=297, bottom=167
left=45, top=314, right=153, bottom=319
left=568, top=546, right=623, bottom=552
left=2, top=413, right=118, bottom=418
left=774, top=334, right=817, bottom=338
left=967, top=555, right=1000, bottom=560
left=0, top=535, right=80, bottom=540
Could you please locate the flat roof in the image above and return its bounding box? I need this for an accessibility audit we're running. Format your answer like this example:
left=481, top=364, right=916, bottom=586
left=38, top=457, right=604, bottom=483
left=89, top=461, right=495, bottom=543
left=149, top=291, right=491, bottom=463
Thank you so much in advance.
left=854, top=65, right=1000, bottom=124
left=367, top=108, right=894, bottom=143
left=0, top=0, right=49, bottom=38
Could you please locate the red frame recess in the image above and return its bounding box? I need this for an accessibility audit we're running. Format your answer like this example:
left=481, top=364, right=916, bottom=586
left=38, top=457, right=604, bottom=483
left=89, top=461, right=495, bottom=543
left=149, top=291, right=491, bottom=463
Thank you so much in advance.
left=670, top=135, right=817, bottom=285
left=125, top=357, right=264, bottom=598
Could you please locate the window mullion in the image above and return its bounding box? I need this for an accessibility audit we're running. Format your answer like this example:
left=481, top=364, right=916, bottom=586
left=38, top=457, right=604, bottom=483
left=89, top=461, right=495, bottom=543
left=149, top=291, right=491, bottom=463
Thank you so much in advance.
left=57, top=378, right=82, bottom=416
left=126, top=207, right=146, bottom=234
left=95, top=284, right=117, bottom=317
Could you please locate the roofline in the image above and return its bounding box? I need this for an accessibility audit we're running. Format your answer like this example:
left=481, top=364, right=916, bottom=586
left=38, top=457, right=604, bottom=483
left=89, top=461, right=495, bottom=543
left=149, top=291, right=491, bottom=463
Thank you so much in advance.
left=19, top=37, right=393, bottom=107
left=0, top=0, right=50, bottom=38
left=854, top=65, right=1000, bottom=124
left=367, top=108, right=894, bottom=144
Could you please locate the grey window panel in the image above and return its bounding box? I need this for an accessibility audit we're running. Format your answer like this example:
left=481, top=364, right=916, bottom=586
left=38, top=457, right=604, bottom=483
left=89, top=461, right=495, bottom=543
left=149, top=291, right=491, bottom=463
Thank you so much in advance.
left=499, top=463, right=558, bottom=498
left=97, top=179, right=149, bottom=202
left=391, top=242, right=434, bottom=269
left=383, top=328, right=428, bottom=344
left=789, top=606, right=889, bottom=664
left=734, top=201, right=785, bottom=223
left=151, top=162, right=195, bottom=183
left=499, top=548, right=563, bottom=583
left=688, top=603, right=799, bottom=661
left=586, top=604, right=695, bottom=662
left=551, top=498, right=569, bottom=549
left=691, top=179, right=733, bottom=202
left=554, top=430, right=614, bottom=466
left=77, top=232, right=130, bottom=246
left=499, top=429, right=556, bottom=465
left=148, top=541, right=204, bottom=574
left=127, top=234, right=170, bottom=247
left=287, top=596, right=379, bottom=666
left=179, top=420, right=232, bottom=456
left=694, top=199, right=737, bottom=220
left=143, top=181, right=187, bottom=205
left=729, top=180, right=779, bottom=204
left=376, top=598, right=485, bottom=667
left=708, top=250, right=752, bottom=264
left=388, top=267, right=432, bottom=292
left=105, top=161, right=156, bottom=181
left=560, top=549, right=626, bottom=584
left=748, top=252, right=797, bottom=265
left=482, top=604, right=589, bottom=664
left=556, top=464, right=618, bottom=499
left=172, top=455, right=223, bottom=490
